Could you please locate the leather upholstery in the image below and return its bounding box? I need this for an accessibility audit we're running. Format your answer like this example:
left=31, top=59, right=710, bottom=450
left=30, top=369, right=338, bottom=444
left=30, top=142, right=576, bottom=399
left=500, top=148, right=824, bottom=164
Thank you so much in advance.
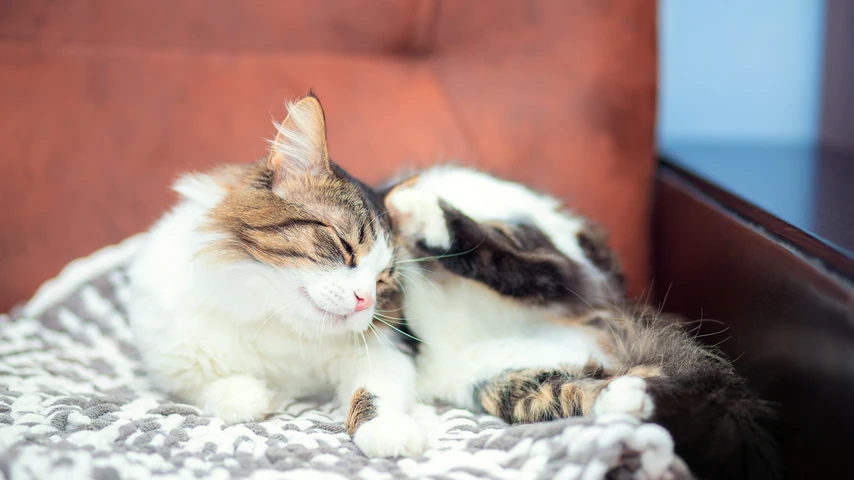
left=0, top=0, right=657, bottom=311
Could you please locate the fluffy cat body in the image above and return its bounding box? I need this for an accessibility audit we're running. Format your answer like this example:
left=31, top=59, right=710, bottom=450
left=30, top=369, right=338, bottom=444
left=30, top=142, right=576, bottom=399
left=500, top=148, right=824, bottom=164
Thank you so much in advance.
left=385, top=166, right=780, bottom=480
left=386, top=166, right=617, bottom=409
left=128, top=95, right=426, bottom=458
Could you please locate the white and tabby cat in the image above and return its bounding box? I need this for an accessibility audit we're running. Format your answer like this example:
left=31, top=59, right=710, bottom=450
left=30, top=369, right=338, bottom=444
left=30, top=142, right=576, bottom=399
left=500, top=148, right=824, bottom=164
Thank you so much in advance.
left=383, top=166, right=780, bottom=480
left=127, top=94, right=426, bottom=458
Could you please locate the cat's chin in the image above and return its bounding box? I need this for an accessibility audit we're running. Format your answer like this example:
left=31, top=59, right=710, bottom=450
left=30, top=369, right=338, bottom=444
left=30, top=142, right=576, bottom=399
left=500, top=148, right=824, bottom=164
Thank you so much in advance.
left=292, top=311, right=374, bottom=338
left=306, top=302, right=347, bottom=325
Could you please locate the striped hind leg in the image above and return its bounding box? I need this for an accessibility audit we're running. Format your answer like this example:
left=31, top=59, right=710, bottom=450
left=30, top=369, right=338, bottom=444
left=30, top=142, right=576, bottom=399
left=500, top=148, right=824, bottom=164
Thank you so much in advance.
left=476, top=363, right=664, bottom=423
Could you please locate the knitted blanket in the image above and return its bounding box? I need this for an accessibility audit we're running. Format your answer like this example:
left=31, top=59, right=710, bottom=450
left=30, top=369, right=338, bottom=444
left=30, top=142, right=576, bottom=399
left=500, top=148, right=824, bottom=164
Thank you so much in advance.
left=0, top=236, right=693, bottom=480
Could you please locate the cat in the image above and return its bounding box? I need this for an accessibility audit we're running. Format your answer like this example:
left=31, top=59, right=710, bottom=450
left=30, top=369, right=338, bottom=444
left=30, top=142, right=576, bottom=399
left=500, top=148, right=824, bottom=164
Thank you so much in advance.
left=126, top=94, right=428, bottom=458
left=382, top=165, right=781, bottom=480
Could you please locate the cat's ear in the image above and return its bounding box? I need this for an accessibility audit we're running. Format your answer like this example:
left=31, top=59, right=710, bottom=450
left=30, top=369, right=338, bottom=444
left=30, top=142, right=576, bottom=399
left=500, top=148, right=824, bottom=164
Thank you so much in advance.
left=267, top=93, right=330, bottom=181
left=382, top=175, right=420, bottom=210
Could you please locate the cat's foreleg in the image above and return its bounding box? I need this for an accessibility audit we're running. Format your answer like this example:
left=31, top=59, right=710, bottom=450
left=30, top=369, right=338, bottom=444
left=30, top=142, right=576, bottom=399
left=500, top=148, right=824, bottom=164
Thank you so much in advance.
left=339, top=342, right=427, bottom=458
left=144, top=346, right=275, bottom=424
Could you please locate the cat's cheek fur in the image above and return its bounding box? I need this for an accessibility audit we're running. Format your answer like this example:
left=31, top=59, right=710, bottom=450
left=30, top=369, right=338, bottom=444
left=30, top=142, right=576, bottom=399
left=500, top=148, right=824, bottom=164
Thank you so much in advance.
left=297, top=238, right=392, bottom=334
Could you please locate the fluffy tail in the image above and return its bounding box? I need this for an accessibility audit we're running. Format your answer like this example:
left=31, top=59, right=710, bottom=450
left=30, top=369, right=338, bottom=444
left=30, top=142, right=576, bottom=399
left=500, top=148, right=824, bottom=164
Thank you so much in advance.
left=643, top=360, right=781, bottom=480
left=604, top=306, right=782, bottom=480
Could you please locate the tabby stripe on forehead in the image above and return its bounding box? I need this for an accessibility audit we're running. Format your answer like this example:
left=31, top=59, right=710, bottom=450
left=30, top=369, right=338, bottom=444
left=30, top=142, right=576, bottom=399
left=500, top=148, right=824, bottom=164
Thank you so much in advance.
left=313, top=229, right=347, bottom=263
left=236, top=231, right=315, bottom=261
left=244, top=218, right=327, bottom=233
left=351, top=189, right=376, bottom=243
left=358, top=219, right=367, bottom=245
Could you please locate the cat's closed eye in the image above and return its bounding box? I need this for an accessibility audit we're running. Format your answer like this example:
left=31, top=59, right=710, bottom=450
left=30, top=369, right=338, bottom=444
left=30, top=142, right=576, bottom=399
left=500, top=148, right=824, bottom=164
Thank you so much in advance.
left=337, top=235, right=356, bottom=267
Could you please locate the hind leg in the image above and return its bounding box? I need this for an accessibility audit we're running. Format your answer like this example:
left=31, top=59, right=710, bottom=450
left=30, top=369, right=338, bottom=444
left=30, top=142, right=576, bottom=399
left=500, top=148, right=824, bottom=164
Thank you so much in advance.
left=476, top=362, right=610, bottom=423
left=478, top=364, right=665, bottom=423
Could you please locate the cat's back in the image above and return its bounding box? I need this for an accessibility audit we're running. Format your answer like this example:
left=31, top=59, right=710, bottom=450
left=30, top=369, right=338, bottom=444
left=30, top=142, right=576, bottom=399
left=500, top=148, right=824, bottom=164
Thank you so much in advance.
left=412, top=165, right=590, bottom=264
left=414, top=165, right=563, bottom=222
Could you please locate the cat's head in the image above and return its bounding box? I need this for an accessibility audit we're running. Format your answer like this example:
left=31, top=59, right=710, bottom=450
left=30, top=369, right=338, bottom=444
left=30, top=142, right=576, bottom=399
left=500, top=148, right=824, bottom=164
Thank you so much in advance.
left=197, top=94, right=399, bottom=335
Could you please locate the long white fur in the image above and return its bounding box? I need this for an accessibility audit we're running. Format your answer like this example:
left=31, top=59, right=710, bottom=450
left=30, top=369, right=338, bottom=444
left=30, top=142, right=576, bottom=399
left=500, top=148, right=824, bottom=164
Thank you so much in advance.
left=388, top=166, right=653, bottom=418
left=268, top=99, right=327, bottom=174
left=128, top=102, right=427, bottom=458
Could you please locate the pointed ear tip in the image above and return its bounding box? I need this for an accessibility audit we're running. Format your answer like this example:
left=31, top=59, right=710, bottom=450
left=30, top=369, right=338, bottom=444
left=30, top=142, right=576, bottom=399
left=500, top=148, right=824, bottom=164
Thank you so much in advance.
left=293, top=91, right=323, bottom=109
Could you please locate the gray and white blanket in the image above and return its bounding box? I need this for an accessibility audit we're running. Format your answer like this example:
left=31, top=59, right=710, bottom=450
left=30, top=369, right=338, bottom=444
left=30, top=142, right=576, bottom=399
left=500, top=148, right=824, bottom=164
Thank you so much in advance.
left=0, top=236, right=692, bottom=480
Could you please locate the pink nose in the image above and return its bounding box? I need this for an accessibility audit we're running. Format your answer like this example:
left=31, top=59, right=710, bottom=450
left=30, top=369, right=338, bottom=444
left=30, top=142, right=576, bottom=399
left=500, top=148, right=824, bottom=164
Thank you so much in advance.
left=354, top=293, right=374, bottom=312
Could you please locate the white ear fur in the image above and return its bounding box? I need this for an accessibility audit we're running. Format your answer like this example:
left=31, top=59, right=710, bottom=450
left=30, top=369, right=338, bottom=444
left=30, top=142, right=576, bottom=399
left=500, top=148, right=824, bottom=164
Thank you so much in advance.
left=267, top=95, right=330, bottom=178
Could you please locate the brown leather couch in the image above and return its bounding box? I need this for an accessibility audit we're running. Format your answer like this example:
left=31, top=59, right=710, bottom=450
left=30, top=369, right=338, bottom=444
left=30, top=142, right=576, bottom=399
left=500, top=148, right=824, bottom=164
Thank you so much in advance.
left=0, top=0, right=657, bottom=312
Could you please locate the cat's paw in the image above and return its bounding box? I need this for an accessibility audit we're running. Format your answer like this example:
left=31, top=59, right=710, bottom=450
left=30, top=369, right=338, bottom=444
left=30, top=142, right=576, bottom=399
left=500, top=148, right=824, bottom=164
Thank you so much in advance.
left=386, top=188, right=451, bottom=250
left=593, top=376, right=655, bottom=420
left=199, top=375, right=273, bottom=424
left=352, top=413, right=428, bottom=458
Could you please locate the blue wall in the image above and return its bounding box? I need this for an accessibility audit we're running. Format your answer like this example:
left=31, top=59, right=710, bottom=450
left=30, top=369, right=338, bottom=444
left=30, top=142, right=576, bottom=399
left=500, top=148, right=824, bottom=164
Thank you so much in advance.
left=658, top=0, right=826, bottom=144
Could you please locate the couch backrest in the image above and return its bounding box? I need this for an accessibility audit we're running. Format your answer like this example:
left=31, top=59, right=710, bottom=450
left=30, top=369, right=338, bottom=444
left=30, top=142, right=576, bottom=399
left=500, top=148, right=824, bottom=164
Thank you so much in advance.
left=0, top=0, right=657, bottom=310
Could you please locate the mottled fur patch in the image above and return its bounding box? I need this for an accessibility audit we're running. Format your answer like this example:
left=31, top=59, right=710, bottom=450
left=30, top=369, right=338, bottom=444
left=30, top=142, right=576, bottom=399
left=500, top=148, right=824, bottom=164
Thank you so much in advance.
left=476, top=361, right=611, bottom=423
left=345, top=388, right=377, bottom=435
left=406, top=199, right=781, bottom=478
left=576, top=222, right=625, bottom=293
left=409, top=201, right=613, bottom=311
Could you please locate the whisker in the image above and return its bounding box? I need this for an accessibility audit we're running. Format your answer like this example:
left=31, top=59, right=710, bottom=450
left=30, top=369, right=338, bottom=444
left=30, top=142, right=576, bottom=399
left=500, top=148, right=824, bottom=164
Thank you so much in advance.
left=372, top=311, right=416, bottom=323
left=375, top=305, right=407, bottom=314
left=368, top=323, right=400, bottom=355
left=562, top=286, right=597, bottom=313
left=398, top=266, right=441, bottom=294
left=396, top=241, right=485, bottom=264
left=373, top=316, right=430, bottom=345
left=360, top=331, right=372, bottom=376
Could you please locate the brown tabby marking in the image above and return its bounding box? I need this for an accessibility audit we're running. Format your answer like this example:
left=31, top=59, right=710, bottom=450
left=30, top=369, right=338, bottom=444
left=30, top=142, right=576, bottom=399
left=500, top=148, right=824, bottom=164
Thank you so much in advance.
left=197, top=95, right=392, bottom=272
left=477, top=360, right=611, bottom=423
left=346, top=388, right=377, bottom=435
left=576, top=222, right=625, bottom=291
left=625, top=365, right=663, bottom=379
left=204, top=161, right=381, bottom=269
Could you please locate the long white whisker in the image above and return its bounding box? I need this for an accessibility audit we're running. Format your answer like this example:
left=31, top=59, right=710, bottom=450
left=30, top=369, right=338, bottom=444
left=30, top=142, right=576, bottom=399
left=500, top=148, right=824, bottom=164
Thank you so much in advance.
left=361, top=331, right=372, bottom=376
left=373, top=316, right=430, bottom=345
left=563, top=286, right=597, bottom=313
left=396, top=240, right=485, bottom=264
left=368, top=324, right=397, bottom=354
left=397, top=267, right=441, bottom=294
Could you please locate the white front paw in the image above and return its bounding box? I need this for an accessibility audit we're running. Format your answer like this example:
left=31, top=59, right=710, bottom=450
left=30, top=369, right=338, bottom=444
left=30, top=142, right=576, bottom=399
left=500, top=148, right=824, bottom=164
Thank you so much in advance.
left=386, top=188, right=451, bottom=250
left=353, top=413, right=428, bottom=458
left=593, top=376, right=655, bottom=420
left=200, top=375, right=273, bottom=424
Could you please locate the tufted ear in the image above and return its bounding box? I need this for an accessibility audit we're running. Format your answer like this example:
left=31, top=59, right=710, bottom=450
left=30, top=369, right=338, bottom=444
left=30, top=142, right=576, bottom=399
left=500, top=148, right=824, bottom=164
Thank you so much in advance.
left=267, top=93, right=330, bottom=183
